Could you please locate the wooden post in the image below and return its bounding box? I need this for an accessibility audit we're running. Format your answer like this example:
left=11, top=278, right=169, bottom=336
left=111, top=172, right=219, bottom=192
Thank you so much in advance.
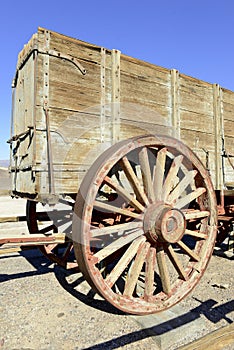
left=213, top=84, right=224, bottom=190
left=111, top=49, right=121, bottom=144
left=42, top=30, right=55, bottom=196
left=171, top=69, right=180, bottom=139
left=100, top=47, right=106, bottom=143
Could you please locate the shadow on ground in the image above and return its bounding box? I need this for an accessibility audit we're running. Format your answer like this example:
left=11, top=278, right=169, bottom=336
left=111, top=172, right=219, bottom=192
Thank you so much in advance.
left=1, top=249, right=233, bottom=350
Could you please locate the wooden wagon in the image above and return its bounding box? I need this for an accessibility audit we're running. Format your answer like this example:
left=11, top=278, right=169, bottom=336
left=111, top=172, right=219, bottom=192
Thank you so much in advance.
left=3, top=27, right=234, bottom=314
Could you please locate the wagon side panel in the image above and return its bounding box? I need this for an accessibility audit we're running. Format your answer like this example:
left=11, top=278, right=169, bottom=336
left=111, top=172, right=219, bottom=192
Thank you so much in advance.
left=178, top=74, right=217, bottom=186
left=119, top=55, right=173, bottom=139
left=10, top=43, right=37, bottom=195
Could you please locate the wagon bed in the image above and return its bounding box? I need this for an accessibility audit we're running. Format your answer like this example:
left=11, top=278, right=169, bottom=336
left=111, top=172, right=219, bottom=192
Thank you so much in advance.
left=9, top=27, right=234, bottom=201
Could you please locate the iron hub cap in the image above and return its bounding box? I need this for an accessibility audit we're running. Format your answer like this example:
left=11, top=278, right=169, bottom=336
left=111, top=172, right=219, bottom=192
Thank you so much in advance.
left=143, top=203, right=186, bottom=243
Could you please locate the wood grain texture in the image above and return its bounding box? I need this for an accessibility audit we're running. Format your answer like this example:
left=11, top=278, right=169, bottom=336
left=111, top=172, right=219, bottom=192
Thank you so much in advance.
left=177, top=322, right=234, bottom=350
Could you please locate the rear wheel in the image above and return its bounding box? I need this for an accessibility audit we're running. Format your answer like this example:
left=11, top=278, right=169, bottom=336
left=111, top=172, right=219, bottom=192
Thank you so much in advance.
left=73, top=135, right=217, bottom=315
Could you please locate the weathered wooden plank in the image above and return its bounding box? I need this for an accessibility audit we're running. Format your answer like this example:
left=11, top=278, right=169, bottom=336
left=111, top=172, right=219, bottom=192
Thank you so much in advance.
left=180, top=128, right=215, bottom=149
left=222, top=91, right=234, bottom=116
left=224, top=119, right=234, bottom=138
left=120, top=120, right=172, bottom=139
left=120, top=72, right=171, bottom=108
left=179, top=75, right=213, bottom=115
left=49, top=60, right=102, bottom=110
left=222, top=87, right=234, bottom=105
left=180, top=110, right=214, bottom=133
left=119, top=103, right=171, bottom=126
left=121, top=54, right=170, bottom=84
left=177, top=322, right=234, bottom=350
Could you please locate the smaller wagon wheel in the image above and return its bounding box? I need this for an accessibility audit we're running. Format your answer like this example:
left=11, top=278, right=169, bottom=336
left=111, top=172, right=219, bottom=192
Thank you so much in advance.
left=26, top=199, right=77, bottom=269
left=216, top=220, right=232, bottom=246
left=216, top=194, right=234, bottom=246
left=73, top=135, right=217, bottom=315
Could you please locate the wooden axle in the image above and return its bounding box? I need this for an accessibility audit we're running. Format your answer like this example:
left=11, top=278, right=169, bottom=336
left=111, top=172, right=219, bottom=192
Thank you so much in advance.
left=0, top=232, right=66, bottom=254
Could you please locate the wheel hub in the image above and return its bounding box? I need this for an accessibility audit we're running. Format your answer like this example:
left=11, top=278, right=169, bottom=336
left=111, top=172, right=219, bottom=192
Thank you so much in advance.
left=143, top=203, right=186, bottom=243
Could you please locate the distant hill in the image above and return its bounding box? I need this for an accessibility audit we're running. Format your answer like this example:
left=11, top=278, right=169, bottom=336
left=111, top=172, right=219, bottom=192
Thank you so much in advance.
left=0, top=160, right=9, bottom=168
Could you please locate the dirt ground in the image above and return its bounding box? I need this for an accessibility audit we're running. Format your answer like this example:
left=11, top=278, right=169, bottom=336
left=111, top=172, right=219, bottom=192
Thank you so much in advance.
left=0, top=194, right=233, bottom=350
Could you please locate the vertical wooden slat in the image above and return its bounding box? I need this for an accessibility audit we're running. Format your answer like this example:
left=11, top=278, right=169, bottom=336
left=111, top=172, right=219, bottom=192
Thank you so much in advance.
left=40, top=30, right=51, bottom=194
left=171, top=69, right=180, bottom=139
left=111, top=49, right=121, bottom=144
left=100, top=47, right=106, bottom=143
left=213, top=84, right=224, bottom=190
left=32, top=49, right=38, bottom=170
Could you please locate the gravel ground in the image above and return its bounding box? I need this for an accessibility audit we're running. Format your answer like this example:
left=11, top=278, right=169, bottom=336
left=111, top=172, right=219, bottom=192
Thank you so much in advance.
left=0, top=249, right=159, bottom=350
left=0, top=196, right=233, bottom=349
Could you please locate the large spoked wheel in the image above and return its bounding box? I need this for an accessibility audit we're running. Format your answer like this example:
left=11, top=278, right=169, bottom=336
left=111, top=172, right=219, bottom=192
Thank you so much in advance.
left=73, top=135, right=217, bottom=315
left=26, top=200, right=77, bottom=269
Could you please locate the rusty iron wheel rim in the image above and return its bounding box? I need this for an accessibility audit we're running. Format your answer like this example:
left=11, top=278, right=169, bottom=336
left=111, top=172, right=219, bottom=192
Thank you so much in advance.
left=73, top=135, right=217, bottom=315
left=26, top=200, right=77, bottom=269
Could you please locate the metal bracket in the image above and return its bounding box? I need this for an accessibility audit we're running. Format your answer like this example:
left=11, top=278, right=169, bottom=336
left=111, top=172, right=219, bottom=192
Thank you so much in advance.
left=45, top=49, right=86, bottom=75
left=7, top=126, right=33, bottom=144
left=12, top=34, right=86, bottom=88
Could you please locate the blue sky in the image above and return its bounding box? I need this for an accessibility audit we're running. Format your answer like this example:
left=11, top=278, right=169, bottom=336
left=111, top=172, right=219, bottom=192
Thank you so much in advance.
left=0, top=0, right=233, bottom=159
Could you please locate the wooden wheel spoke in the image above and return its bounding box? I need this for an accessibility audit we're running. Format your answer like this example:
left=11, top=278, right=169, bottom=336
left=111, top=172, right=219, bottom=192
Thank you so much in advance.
left=177, top=240, right=200, bottom=261
left=123, top=242, right=150, bottom=297
left=44, top=244, right=57, bottom=254
left=166, top=244, right=187, bottom=280
left=185, top=229, right=208, bottom=239
left=39, top=224, right=57, bottom=234
left=61, top=242, right=73, bottom=261
left=104, top=176, right=145, bottom=213
left=94, top=200, right=141, bottom=219
left=167, top=170, right=198, bottom=204
left=156, top=245, right=171, bottom=295
left=144, top=247, right=156, bottom=299
left=94, top=228, right=144, bottom=262
left=139, top=147, right=155, bottom=203
left=105, top=236, right=146, bottom=287
left=184, top=210, right=210, bottom=220
left=162, top=155, right=183, bottom=201
left=153, top=147, right=167, bottom=201
left=119, top=156, right=149, bottom=206
left=91, top=221, right=142, bottom=237
left=174, top=187, right=206, bottom=209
